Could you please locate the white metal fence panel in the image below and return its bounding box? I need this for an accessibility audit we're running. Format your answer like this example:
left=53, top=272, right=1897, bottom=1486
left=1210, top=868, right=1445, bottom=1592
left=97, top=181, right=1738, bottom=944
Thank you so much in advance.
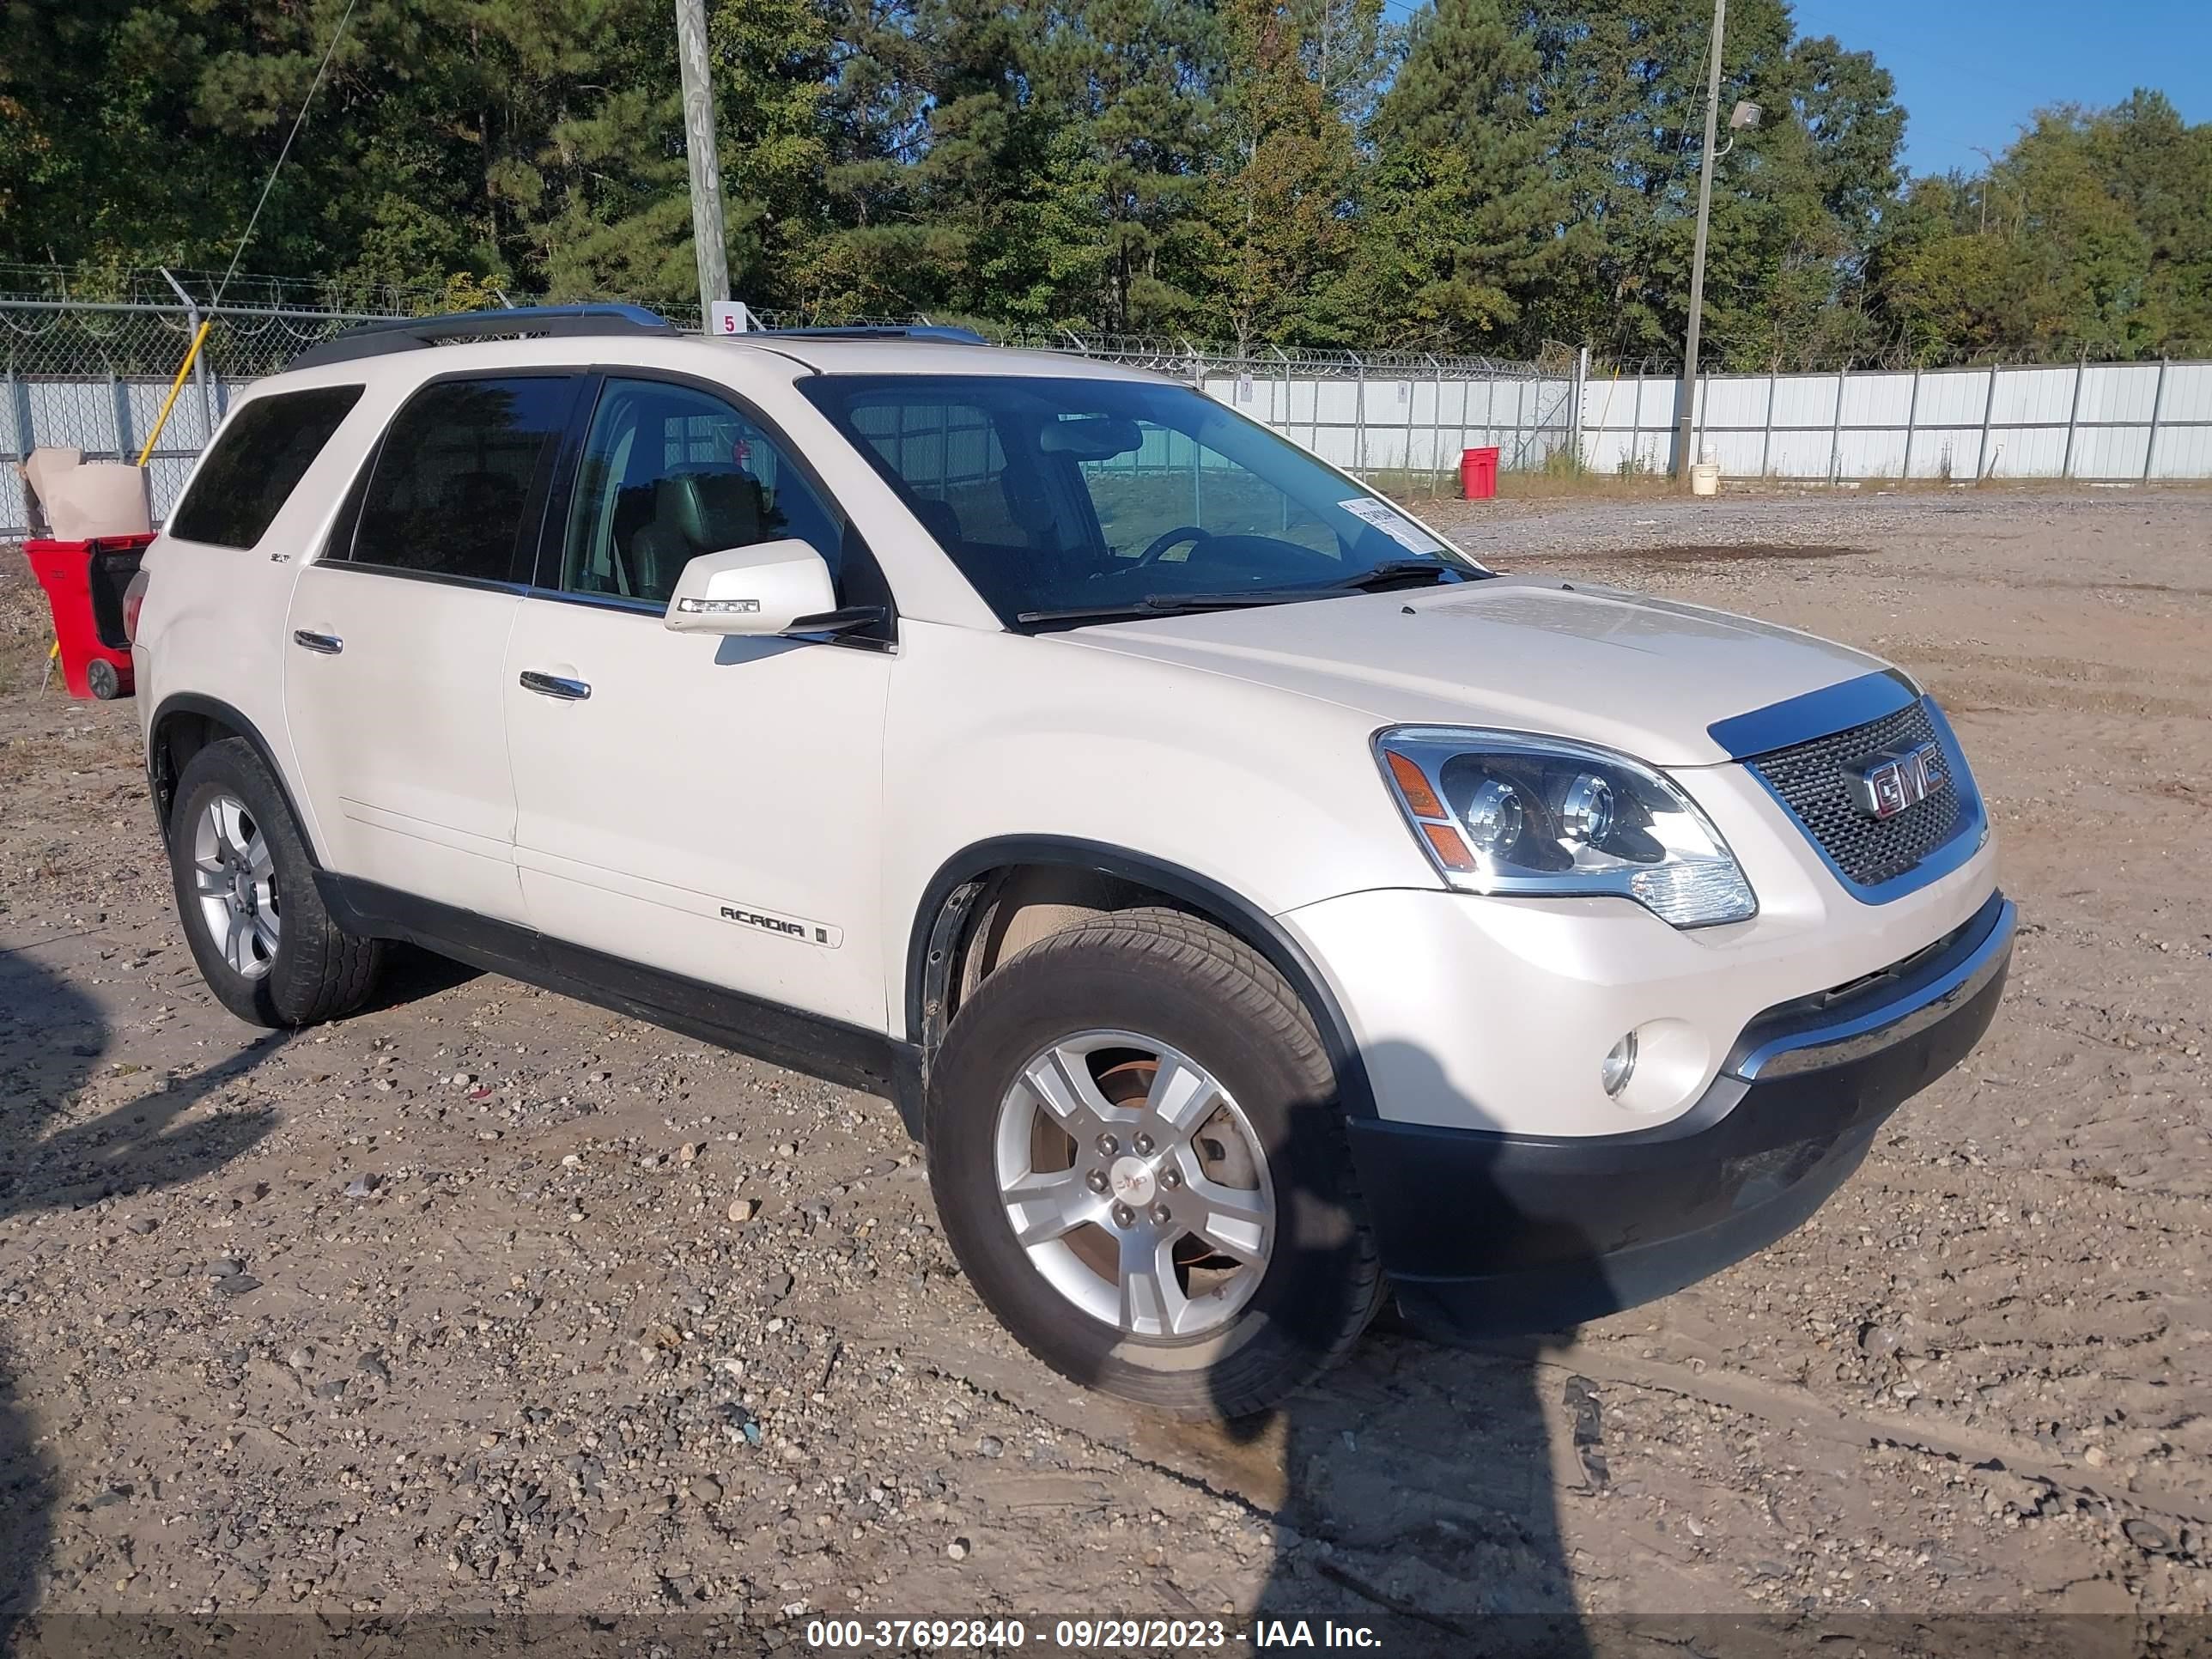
left=2153, top=363, right=2212, bottom=478
left=1573, top=357, right=2212, bottom=484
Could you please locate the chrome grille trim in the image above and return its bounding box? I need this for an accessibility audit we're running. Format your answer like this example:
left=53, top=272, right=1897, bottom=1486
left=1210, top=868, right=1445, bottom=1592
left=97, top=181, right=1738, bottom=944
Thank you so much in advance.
left=1744, top=696, right=1984, bottom=898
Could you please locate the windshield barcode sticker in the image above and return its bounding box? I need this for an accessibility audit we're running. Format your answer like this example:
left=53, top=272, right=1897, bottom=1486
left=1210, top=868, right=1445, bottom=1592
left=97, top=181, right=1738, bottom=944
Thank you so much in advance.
left=1338, top=497, right=1445, bottom=555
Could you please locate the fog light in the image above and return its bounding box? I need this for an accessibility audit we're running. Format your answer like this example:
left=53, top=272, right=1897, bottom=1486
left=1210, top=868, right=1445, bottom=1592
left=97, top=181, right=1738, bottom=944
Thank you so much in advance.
left=1601, top=1032, right=1638, bottom=1098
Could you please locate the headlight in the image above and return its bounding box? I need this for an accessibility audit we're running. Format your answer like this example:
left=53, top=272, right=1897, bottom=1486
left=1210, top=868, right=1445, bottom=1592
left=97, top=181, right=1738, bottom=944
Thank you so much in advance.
left=1376, top=726, right=1757, bottom=927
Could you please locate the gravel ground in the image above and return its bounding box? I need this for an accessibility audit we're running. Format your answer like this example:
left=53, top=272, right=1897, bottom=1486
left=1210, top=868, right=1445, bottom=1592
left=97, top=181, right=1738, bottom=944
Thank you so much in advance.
left=0, top=486, right=2207, bottom=1655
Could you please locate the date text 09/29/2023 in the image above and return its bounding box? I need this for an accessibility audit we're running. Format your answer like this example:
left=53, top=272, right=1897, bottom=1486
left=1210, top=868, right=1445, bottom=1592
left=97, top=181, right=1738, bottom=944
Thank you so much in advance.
left=801, top=1616, right=1383, bottom=1650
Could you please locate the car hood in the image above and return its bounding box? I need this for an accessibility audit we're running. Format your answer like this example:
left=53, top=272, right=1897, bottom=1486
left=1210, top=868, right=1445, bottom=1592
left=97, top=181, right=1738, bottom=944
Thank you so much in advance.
left=1055, top=576, right=1893, bottom=766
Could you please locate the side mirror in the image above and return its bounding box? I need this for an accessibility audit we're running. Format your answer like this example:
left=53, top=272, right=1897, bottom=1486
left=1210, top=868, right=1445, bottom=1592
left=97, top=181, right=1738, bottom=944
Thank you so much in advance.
left=663, top=539, right=838, bottom=635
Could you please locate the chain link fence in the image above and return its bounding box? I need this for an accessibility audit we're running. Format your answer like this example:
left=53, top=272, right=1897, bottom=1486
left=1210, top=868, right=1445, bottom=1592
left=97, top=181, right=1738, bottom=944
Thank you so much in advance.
left=1, top=283, right=1577, bottom=537
left=0, top=296, right=403, bottom=533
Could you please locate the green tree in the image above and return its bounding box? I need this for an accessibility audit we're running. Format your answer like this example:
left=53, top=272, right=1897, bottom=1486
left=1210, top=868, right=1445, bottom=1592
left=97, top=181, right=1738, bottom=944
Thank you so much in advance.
left=1021, top=0, right=1223, bottom=331
left=1518, top=0, right=1902, bottom=367
left=1197, top=0, right=1357, bottom=349
left=5, top=0, right=2203, bottom=368
left=1322, top=0, right=1559, bottom=353
left=1869, top=96, right=2207, bottom=362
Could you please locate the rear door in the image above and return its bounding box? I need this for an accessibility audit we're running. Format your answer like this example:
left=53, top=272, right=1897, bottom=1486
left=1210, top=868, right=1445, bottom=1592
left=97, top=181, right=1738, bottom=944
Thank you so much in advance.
left=501, top=373, right=894, bottom=1029
left=283, top=372, right=580, bottom=922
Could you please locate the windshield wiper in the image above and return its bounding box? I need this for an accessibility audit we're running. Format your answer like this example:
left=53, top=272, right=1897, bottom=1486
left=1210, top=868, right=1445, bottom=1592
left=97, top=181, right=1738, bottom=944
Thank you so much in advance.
left=1154, top=561, right=1480, bottom=610
left=1015, top=561, right=1481, bottom=627
left=1331, top=558, right=1482, bottom=592
left=1015, top=592, right=1314, bottom=625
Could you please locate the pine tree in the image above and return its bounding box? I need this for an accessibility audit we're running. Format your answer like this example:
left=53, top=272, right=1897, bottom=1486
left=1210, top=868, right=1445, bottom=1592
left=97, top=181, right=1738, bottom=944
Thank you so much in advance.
left=1198, top=0, right=1357, bottom=350
left=1321, top=0, right=1561, bottom=353
left=1024, top=0, right=1224, bottom=331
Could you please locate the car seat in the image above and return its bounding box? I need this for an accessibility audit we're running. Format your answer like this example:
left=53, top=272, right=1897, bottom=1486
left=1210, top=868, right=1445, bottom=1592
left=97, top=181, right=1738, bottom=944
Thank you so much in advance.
left=630, top=470, right=768, bottom=599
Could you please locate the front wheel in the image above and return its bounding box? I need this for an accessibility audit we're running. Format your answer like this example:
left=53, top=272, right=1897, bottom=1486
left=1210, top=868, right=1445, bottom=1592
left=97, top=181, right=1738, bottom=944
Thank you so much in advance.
left=927, top=908, right=1381, bottom=1418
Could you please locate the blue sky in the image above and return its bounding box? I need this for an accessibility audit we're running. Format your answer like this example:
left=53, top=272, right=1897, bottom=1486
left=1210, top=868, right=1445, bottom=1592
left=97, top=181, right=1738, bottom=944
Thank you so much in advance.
left=1790, top=0, right=2210, bottom=177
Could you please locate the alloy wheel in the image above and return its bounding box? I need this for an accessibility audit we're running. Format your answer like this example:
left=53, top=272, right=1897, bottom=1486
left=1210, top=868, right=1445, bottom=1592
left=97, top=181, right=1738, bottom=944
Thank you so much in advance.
left=190, top=792, right=281, bottom=981
left=993, top=1029, right=1274, bottom=1340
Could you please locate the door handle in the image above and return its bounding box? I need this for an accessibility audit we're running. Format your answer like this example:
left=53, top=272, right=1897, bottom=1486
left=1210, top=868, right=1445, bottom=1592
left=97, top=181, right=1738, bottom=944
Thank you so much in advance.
left=519, top=670, right=591, bottom=702
left=292, top=629, right=343, bottom=655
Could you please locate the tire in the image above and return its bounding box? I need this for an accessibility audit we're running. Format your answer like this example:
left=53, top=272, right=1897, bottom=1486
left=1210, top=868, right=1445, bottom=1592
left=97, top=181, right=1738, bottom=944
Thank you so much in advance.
left=927, top=907, right=1382, bottom=1418
left=167, top=736, right=384, bottom=1028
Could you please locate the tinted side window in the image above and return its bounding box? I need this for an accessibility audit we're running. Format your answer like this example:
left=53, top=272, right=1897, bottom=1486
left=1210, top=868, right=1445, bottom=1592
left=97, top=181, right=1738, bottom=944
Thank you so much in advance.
left=559, top=379, right=842, bottom=604
left=168, top=385, right=365, bottom=549
left=348, top=376, right=575, bottom=582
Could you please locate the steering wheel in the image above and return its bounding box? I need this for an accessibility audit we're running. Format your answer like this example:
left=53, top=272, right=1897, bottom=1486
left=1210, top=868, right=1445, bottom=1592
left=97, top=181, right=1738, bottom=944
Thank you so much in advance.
left=1134, top=525, right=1212, bottom=568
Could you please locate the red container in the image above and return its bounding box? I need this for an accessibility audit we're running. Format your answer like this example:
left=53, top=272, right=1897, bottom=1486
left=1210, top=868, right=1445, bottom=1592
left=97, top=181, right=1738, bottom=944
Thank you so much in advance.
left=23, top=533, right=154, bottom=700
left=1460, top=446, right=1501, bottom=501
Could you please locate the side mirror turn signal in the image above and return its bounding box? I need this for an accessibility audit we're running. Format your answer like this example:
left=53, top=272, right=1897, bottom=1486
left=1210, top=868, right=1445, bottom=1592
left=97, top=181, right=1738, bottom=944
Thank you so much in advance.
left=663, top=539, right=839, bottom=636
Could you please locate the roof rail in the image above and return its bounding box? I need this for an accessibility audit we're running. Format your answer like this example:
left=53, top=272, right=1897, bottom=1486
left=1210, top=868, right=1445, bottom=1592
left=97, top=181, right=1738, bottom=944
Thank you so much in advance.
left=287, top=303, right=676, bottom=371
left=749, top=324, right=991, bottom=345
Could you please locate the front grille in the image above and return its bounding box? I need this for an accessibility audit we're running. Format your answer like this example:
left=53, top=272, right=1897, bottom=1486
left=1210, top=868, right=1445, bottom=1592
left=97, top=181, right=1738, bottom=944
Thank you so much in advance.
left=1745, top=701, right=1970, bottom=888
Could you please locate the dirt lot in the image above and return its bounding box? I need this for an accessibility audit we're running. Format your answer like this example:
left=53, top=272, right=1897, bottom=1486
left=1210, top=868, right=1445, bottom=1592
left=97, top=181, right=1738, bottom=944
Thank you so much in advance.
left=1, top=487, right=2207, bottom=1655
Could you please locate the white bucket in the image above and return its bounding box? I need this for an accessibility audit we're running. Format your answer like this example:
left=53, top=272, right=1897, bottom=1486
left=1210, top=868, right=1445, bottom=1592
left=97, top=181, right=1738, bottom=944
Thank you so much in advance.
left=1689, top=462, right=1721, bottom=497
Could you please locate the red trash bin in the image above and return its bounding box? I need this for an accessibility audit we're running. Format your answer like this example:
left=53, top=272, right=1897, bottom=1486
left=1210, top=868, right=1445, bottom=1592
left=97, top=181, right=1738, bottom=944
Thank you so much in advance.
left=1461, top=446, right=1500, bottom=501
left=23, top=532, right=154, bottom=700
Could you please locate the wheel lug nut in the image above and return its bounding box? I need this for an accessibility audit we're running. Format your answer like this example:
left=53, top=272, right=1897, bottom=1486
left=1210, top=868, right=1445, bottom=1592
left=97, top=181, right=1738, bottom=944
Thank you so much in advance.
left=1085, top=1170, right=1109, bottom=1194
left=1149, top=1202, right=1172, bottom=1225
left=1096, top=1134, right=1119, bottom=1157
left=1159, top=1167, right=1182, bottom=1190
left=1110, top=1202, right=1135, bottom=1228
left=1133, top=1133, right=1154, bottom=1156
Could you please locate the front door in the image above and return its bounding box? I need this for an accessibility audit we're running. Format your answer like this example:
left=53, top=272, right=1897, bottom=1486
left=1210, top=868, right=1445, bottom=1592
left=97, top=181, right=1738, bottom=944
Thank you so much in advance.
left=283, top=373, right=579, bottom=922
left=502, top=375, right=893, bottom=1030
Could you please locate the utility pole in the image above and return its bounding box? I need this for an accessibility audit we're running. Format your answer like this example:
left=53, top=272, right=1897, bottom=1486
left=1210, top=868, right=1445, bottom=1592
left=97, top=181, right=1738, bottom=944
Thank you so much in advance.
left=1674, top=0, right=1726, bottom=486
left=675, top=0, right=728, bottom=332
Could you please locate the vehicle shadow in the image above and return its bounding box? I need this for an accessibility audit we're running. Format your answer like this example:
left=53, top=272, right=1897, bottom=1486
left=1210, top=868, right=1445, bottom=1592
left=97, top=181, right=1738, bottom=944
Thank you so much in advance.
left=0, top=946, right=277, bottom=1649
left=1210, top=1039, right=1600, bottom=1656
left=349, top=939, right=483, bottom=1015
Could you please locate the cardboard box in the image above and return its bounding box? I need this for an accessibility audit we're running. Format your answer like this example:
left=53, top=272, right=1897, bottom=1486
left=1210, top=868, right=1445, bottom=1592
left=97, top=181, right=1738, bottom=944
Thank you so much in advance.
left=19, top=447, right=152, bottom=541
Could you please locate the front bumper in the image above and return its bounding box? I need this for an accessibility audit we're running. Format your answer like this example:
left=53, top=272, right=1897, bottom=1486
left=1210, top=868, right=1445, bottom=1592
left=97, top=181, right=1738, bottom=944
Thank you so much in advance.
left=1348, top=890, right=2014, bottom=1335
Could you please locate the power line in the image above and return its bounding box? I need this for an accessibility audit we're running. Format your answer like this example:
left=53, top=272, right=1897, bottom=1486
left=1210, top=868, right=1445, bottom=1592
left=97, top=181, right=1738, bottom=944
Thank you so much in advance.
left=214, top=0, right=361, bottom=310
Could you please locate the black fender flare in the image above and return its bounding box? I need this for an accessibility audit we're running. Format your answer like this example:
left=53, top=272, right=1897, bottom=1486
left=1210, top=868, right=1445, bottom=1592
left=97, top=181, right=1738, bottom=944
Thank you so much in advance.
left=904, top=835, right=1375, bottom=1119
left=145, top=692, right=324, bottom=866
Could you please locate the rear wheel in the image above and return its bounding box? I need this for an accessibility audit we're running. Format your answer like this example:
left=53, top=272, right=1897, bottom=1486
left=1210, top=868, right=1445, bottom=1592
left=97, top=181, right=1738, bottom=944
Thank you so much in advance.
left=167, top=737, right=384, bottom=1027
left=927, top=908, right=1381, bottom=1418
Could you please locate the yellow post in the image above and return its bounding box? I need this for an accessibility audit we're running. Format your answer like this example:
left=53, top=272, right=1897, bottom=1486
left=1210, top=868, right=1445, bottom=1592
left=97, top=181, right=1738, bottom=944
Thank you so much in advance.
left=136, top=319, right=214, bottom=467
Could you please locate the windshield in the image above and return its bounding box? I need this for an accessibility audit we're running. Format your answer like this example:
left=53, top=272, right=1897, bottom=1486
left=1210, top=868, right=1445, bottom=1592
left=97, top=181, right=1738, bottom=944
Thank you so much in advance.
left=797, top=374, right=1488, bottom=624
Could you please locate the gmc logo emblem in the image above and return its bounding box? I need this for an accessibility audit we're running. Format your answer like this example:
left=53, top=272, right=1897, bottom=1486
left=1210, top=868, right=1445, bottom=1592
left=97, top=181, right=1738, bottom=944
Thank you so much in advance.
left=1844, top=740, right=1947, bottom=819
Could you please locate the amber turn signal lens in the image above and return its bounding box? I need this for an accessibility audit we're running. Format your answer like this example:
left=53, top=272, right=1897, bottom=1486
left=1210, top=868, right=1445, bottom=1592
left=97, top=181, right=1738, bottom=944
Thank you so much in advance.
left=1420, top=821, right=1477, bottom=872
left=1386, top=750, right=1446, bottom=819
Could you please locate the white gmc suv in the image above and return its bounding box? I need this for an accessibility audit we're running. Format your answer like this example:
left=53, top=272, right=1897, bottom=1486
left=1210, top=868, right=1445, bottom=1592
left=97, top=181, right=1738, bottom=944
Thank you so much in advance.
left=130, top=306, right=2012, bottom=1416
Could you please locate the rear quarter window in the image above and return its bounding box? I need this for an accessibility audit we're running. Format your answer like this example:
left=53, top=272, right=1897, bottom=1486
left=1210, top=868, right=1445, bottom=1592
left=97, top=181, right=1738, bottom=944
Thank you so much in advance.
left=167, top=384, right=366, bottom=549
